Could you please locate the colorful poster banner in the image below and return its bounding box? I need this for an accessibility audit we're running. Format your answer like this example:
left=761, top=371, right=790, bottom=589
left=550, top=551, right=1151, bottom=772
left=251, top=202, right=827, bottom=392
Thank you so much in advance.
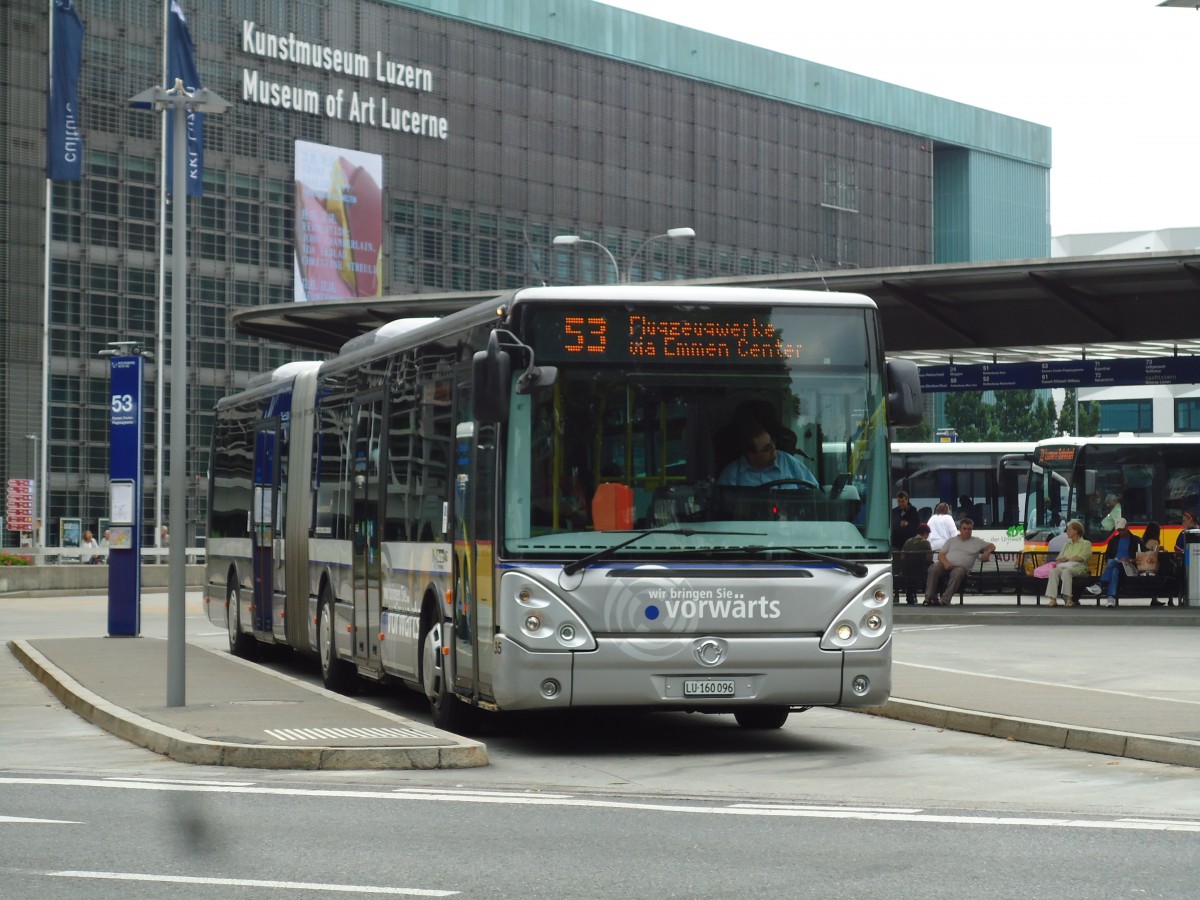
left=293, top=140, right=383, bottom=301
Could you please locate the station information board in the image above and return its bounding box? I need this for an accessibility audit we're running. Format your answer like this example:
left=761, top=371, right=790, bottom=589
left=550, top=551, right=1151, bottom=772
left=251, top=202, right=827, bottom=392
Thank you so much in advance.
left=919, top=356, right=1200, bottom=392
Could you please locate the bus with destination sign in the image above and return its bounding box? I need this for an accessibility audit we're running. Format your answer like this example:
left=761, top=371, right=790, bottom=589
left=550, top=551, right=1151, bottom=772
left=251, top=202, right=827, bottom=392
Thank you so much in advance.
left=204, top=285, right=922, bottom=732
left=1024, top=435, right=1200, bottom=556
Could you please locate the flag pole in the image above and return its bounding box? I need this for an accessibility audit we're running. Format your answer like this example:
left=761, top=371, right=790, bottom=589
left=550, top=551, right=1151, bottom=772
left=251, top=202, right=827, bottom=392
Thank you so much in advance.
left=39, top=0, right=54, bottom=556
left=154, top=0, right=169, bottom=561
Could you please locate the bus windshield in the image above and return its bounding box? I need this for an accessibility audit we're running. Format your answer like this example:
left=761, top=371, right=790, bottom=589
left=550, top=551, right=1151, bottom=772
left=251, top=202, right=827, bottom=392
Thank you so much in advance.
left=502, top=304, right=890, bottom=559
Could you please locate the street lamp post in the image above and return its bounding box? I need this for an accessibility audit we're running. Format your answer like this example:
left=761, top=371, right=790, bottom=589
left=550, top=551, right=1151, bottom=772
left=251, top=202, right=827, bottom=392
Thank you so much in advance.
left=553, top=228, right=696, bottom=283
left=552, top=235, right=620, bottom=283
left=130, top=79, right=228, bottom=707
left=626, top=227, right=696, bottom=283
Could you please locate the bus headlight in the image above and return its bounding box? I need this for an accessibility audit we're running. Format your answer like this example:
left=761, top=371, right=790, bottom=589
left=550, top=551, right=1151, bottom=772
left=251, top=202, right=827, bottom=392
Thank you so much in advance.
left=501, top=573, right=596, bottom=652
left=821, top=572, right=893, bottom=650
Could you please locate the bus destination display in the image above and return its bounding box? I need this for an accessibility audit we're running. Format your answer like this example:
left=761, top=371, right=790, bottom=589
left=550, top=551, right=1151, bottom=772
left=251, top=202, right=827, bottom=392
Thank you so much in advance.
left=532, top=309, right=805, bottom=364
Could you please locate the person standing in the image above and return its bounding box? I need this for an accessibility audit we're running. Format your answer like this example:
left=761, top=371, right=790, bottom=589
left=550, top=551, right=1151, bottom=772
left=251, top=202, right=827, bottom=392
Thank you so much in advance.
left=1172, top=510, right=1198, bottom=607
left=79, top=530, right=99, bottom=565
left=926, top=501, right=958, bottom=552
left=1043, top=519, right=1092, bottom=607
left=1100, top=494, right=1124, bottom=532
left=890, top=490, right=920, bottom=551
left=924, top=518, right=995, bottom=606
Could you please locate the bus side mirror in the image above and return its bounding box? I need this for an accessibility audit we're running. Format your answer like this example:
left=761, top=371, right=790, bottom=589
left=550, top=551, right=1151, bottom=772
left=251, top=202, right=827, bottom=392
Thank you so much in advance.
left=472, top=332, right=511, bottom=424
left=885, top=358, right=923, bottom=427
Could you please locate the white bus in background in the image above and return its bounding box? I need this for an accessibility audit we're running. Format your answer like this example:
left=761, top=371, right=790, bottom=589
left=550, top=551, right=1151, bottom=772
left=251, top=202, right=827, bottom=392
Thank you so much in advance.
left=205, top=286, right=923, bottom=733
left=891, top=442, right=1034, bottom=552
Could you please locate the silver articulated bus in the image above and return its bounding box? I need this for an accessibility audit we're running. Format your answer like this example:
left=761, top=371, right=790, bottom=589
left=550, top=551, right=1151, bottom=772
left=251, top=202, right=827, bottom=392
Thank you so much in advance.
left=204, top=286, right=922, bottom=732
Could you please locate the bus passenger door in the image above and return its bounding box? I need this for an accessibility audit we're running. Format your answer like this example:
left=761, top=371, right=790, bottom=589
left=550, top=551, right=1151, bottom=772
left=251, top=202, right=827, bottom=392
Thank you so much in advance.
left=251, top=423, right=279, bottom=633
left=450, top=382, right=496, bottom=703
left=351, top=397, right=384, bottom=669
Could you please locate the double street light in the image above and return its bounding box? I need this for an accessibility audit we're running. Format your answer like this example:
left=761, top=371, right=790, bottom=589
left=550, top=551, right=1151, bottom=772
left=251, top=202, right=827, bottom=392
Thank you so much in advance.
left=130, top=78, right=228, bottom=708
left=553, top=227, right=696, bottom=283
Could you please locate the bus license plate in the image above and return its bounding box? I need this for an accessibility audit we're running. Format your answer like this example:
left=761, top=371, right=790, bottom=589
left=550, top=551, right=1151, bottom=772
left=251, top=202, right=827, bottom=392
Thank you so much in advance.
left=683, top=679, right=736, bottom=697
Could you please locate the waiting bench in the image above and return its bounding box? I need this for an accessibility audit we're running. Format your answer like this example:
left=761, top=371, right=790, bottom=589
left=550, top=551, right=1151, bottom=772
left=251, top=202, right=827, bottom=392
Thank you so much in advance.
left=1015, top=549, right=1183, bottom=607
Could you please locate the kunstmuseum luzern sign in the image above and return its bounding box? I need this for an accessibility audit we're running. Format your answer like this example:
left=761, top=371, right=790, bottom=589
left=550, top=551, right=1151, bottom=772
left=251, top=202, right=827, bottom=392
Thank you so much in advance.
left=239, top=20, right=449, bottom=139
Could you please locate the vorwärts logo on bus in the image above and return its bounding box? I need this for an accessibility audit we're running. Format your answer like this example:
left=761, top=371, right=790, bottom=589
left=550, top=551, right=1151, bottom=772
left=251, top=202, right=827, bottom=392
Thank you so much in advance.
left=601, top=570, right=780, bottom=662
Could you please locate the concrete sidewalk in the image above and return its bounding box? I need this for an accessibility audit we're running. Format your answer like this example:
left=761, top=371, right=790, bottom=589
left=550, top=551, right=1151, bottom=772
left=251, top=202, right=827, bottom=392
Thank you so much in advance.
left=7, top=592, right=1200, bottom=771
left=9, top=636, right=487, bottom=771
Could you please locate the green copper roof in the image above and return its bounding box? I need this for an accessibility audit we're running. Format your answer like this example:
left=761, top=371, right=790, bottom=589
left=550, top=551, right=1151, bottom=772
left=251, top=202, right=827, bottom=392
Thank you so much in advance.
left=385, top=0, right=1051, bottom=167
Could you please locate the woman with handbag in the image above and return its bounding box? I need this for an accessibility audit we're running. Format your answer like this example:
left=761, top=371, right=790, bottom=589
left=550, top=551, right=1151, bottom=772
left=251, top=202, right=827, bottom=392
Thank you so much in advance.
left=1044, top=520, right=1092, bottom=607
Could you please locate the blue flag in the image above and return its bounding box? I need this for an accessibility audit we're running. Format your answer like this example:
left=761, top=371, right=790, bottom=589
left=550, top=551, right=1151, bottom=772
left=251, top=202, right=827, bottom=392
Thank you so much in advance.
left=47, top=0, right=84, bottom=181
left=167, top=0, right=204, bottom=197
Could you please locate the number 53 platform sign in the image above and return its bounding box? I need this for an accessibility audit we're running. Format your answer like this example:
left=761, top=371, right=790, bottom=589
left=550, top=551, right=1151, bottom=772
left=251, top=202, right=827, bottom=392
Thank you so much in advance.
left=108, top=354, right=144, bottom=636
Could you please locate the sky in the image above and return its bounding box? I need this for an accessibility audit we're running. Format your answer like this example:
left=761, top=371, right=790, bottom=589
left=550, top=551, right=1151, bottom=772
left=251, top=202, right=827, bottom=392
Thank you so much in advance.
left=598, top=0, right=1199, bottom=237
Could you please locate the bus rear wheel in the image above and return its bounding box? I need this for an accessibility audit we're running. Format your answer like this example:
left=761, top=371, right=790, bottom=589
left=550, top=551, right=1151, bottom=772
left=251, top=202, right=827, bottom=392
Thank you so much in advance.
left=421, top=619, right=478, bottom=734
left=226, top=580, right=253, bottom=658
left=734, top=707, right=790, bottom=729
left=318, top=589, right=356, bottom=694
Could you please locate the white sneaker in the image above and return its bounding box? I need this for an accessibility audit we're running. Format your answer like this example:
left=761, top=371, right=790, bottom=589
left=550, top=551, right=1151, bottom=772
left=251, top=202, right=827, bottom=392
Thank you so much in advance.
left=1105, top=598, right=1116, bottom=608
left=1085, top=584, right=1102, bottom=595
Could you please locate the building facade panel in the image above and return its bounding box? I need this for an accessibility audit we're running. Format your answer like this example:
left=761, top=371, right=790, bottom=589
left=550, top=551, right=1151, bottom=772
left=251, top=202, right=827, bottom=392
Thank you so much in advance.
left=2, top=0, right=1047, bottom=547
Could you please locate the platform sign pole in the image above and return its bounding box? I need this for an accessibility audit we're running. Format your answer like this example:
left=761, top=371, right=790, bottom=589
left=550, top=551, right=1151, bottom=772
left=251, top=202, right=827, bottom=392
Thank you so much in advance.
left=108, top=354, right=144, bottom=636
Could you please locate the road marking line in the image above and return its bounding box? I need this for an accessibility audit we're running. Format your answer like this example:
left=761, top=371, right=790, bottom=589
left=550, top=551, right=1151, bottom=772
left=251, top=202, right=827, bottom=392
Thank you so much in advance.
left=0, top=815, right=82, bottom=824
left=6, top=778, right=1200, bottom=832
left=48, top=871, right=456, bottom=895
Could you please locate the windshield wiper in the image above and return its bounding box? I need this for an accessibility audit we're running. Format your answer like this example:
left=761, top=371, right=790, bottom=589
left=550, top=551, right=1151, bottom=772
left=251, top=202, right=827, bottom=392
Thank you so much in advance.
left=744, top=545, right=869, bottom=578
left=562, top=529, right=764, bottom=576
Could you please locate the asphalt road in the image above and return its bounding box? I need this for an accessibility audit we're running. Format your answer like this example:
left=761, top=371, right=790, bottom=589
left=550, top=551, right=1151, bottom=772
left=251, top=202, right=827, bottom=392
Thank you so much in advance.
left=3, top=773, right=1199, bottom=898
left=3, top=592, right=1200, bottom=898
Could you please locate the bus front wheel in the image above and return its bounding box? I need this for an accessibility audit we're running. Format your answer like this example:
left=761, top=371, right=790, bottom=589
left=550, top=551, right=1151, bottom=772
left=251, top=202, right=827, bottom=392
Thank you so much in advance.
left=734, top=707, right=790, bottom=729
left=318, top=588, right=356, bottom=693
left=421, top=619, right=477, bottom=734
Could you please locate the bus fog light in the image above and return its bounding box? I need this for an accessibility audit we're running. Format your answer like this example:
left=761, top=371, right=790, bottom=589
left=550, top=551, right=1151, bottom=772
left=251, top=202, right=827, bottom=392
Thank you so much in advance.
left=873, top=590, right=888, bottom=603
left=541, top=678, right=561, bottom=698
left=836, top=623, right=854, bottom=641
left=524, top=614, right=541, bottom=633
left=558, top=624, right=576, bottom=642
left=852, top=675, right=870, bottom=695
left=865, top=613, right=883, bottom=631
left=518, top=588, right=532, bottom=602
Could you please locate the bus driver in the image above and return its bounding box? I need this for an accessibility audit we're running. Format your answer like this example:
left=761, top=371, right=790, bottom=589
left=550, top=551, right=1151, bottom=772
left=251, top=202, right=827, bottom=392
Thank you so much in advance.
left=718, top=421, right=818, bottom=489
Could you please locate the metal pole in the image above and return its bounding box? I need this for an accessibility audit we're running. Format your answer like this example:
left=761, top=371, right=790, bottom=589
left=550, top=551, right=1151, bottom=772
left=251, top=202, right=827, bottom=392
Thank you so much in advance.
left=167, top=99, right=188, bottom=707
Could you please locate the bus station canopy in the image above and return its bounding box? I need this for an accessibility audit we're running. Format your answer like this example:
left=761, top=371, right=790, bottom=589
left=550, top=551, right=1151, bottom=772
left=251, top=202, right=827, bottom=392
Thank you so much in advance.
left=233, top=250, right=1200, bottom=364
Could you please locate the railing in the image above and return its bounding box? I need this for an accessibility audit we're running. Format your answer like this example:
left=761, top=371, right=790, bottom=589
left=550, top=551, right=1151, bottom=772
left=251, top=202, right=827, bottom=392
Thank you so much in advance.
left=2, top=547, right=206, bottom=565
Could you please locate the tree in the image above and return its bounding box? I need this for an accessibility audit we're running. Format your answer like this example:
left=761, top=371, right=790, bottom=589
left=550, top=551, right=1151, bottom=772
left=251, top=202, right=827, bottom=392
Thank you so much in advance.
left=1031, top=395, right=1058, bottom=440
left=1055, top=389, right=1101, bottom=437
left=944, top=392, right=991, bottom=442
left=991, top=389, right=1039, bottom=441
left=895, top=421, right=932, bottom=442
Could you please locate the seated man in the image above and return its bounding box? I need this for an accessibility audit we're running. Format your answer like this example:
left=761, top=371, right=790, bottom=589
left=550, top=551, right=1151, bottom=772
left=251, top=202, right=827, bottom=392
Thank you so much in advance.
left=898, top=523, right=933, bottom=605
left=1086, top=517, right=1142, bottom=608
left=924, top=518, right=995, bottom=606
left=718, top=421, right=817, bottom=488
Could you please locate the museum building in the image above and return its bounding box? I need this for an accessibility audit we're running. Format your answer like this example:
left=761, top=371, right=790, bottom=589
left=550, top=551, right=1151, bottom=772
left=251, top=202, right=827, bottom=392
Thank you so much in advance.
left=0, top=0, right=1051, bottom=546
